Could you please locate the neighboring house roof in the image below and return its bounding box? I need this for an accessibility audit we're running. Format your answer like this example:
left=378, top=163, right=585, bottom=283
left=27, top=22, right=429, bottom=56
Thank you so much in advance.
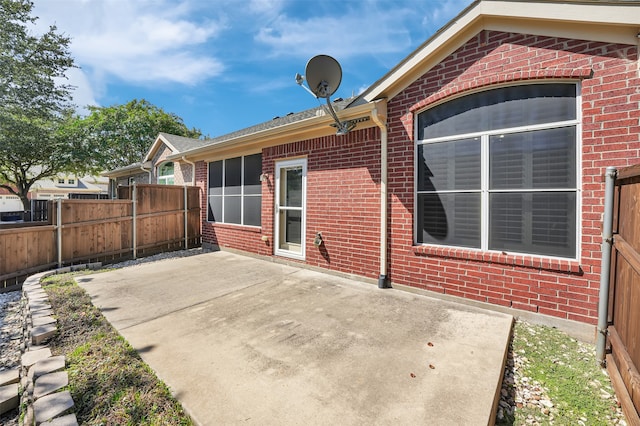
left=31, top=175, right=108, bottom=194
left=143, top=132, right=205, bottom=163
left=102, top=162, right=153, bottom=178
left=103, top=133, right=204, bottom=178
left=358, top=0, right=640, bottom=103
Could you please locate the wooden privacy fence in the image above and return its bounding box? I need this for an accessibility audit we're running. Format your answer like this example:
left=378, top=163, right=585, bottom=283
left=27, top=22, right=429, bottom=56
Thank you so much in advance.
left=0, top=184, right=201, bottom=289
left=606, top=163, right=640, bottom=425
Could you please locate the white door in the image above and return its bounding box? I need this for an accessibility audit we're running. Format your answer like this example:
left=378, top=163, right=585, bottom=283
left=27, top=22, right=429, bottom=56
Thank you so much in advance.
left=274, top=159, right=306, bottom=260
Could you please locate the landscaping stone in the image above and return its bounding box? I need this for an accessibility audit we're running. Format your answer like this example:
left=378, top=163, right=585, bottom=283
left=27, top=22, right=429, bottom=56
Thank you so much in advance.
left=33, top=316, right=56, bottom=327
left=28, top=356, right=65, bottom=381
left=21, top=348, right=52, bottom=368
left=0, top=368, right=19, bottom=386
left=28, top=300, right=50, bottom=311
left=33, top=391, right=74, bottom=425
left=40, top=413, right=79, bottom=426
left=34, top=372, right=69, bottom=399
left=24, top=291, right=47, bottom=300
left=0, top=383, right=19, bottom=415
left=31, top=323, right=57, bottom=345
left=31, top=309, right=54, bottom=319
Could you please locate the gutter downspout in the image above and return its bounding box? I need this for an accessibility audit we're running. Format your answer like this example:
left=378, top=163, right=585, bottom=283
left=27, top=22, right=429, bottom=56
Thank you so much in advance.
left=181, top=156, right=196, bottom=250
left=370, top=100, right=390, bottom=288
left=596, top=166, right=617, bottom=366
left=140, top=164, right=152, bottom=184
left=181, top=156, right=196, bottom=186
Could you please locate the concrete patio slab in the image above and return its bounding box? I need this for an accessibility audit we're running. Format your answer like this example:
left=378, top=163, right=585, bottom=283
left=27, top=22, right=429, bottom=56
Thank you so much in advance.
left=78, top=251, right=513, bottom=425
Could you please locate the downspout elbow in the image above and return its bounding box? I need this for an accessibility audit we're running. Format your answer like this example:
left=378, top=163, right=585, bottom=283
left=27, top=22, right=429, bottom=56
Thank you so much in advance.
left=181, top=156, right=196, bottom=186
left=140, top=164, right=152, bottom=184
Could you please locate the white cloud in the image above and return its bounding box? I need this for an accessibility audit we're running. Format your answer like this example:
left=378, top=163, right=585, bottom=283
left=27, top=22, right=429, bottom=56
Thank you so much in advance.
left=254, top=3, right=414, bottom=59
left=249, top=0, right=286, bottom=16
left=60, top=67, right=99, bottom=113
left=421, top=0, right=473, bottom=29
left=253, top=0, right=476, bottom=61
left=33, top=0, right=226, bottom=90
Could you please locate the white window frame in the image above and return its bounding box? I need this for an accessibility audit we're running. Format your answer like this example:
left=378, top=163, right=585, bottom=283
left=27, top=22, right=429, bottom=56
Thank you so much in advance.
left=157, top=162, right=175, bottom=185
left=207, top=154, right=262, bottom=227
left=414, top=82, right=582, bottom=261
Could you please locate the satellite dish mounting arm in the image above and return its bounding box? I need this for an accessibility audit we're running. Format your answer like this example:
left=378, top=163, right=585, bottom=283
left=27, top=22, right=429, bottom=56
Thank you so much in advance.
left=295, top=55, right=357, bottom=136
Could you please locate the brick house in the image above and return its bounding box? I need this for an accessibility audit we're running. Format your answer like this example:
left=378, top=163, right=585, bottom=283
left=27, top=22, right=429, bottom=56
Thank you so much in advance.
left=103, top=132, right=203, bottom=197
left=168, top=0, right=639, bottom=329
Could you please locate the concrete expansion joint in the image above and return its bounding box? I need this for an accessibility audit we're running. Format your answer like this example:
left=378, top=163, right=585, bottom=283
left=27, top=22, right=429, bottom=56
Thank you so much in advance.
left=8, top=263, right=100, bottom=425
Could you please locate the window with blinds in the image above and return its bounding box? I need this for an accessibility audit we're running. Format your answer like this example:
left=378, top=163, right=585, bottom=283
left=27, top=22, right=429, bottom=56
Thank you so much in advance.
left=207, top=153, right=262, bottom=226
left=416, top=84, right=578, bottom=258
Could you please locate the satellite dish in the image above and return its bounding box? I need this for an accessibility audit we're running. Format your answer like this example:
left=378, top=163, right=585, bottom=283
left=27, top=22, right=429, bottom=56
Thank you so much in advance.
left=305, top=55, right=342, bottom=99
left=295, top=54, right=356, bottom=135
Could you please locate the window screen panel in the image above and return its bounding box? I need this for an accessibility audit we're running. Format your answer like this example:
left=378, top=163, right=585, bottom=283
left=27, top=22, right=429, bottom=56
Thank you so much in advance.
left=418, top=84, right=576, bottom=140
left=244, top=154, right=262, bottom=195
left=531, top=192, right=576, bottom=257
left=417, top=192, right=481, bottom=247
left=223, top=195, right=241, bottom=224
left=243, top=196, right=262, bottom=227
left=225, top=157, right=242, bottom=195
left=208, top=161, right=223, bottom=196
left=531, top=127, right=576, bottom=189
left=490, top=127, right=576, bottom=190
left=417, top=138, right=480, bottom=192
left=489, top=192, right=575, bottom=257
left=208, top=195, right=222, bottom=222
left=284, top=168, right=303, bottom=207
left=285, top=210, right=302, bottom=244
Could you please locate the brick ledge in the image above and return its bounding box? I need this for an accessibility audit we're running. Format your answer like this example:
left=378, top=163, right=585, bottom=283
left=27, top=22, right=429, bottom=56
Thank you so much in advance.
left=411, top=245, right=583, bottom=274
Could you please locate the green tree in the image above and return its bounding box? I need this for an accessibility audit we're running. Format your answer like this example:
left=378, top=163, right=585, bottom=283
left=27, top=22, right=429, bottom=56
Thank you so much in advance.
left=0, top=0, right=84, bottom=211
left=73, top=99, right=203, bottom=171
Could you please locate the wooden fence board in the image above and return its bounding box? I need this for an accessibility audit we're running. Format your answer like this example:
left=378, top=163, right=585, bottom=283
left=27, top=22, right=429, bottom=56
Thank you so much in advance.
left=0, top=184, right=200, bottom=283
left=608, top=163, right=640, bottom=423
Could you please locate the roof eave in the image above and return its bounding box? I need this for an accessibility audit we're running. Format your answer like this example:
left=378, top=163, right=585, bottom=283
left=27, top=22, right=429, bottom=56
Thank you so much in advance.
left=101, top=161, right=152, bottom=178
left=169, top=100, right=384, bottom=162
left=143, top=133, right=177, bottom=163
left=362, top=0, right=640, bottom=102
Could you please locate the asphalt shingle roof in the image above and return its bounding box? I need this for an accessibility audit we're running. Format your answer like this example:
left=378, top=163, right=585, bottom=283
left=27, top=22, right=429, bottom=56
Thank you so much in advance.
left=194, top=97, right=355, bottom=149
left=158, top=133, right=206, bottom=152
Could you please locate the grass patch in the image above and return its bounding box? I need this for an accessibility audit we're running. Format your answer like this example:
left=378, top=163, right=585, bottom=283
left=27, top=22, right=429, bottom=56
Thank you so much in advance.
left=501, top=320, right=623, bottom=425
left=42, top=273, right=193, bottom=426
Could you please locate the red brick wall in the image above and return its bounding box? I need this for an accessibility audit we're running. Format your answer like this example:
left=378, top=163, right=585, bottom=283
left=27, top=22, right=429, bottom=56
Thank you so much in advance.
left=388, top=30, right=640, bottom=324
left=198, top=128, right=383, bottom=279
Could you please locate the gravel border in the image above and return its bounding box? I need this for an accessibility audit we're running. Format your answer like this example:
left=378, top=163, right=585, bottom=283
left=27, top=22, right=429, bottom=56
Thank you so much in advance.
left=497, top=320, right=627, bottom=425
left=0, top=291, right=23, bottom=426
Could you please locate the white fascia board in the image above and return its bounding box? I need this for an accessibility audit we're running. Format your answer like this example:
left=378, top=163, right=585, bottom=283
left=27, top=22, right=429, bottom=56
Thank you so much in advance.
left=169, top=101, right=382, bottom=162
left=480, top=1, right=640, bottom=27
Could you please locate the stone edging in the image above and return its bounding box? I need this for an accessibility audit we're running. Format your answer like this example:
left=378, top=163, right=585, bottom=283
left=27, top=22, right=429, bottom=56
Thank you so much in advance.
left=18, top=264, right=101, bottom=425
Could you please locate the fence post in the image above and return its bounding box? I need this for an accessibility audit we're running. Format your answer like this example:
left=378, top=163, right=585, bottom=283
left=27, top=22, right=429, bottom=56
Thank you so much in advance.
left=56, top=199, right=62, bottom=268
left=596, top=166, right=617, bottom=365
left=132, top=183, right=137, bottom=259
left=184, top=186, right=188, bottom=250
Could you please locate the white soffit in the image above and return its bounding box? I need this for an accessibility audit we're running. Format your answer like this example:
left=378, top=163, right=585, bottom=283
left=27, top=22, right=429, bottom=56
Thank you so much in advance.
left=363, top=0, right=640, bottom=102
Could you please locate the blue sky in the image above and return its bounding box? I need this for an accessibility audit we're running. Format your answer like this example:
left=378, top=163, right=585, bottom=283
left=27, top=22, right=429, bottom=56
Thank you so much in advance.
left=33, top=0, right=472, bottom=138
